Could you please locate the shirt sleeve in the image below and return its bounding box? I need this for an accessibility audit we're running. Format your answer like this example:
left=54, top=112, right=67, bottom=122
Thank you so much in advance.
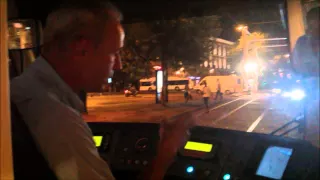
left=292, top=36, right=308, bottom=75
left=18, top=97, right=115, bottom=180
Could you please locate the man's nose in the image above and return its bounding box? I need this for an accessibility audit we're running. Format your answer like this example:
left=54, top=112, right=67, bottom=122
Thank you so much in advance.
left=113, top=54, right=122, bottom=70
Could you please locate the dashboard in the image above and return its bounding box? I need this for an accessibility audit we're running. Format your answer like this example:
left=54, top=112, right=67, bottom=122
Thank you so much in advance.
left=88, top=122, right=319, bottom=180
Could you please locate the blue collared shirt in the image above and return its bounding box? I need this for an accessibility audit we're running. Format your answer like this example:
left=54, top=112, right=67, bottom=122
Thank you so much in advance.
left=11, top=56, right=115, bottom=180
left=292, top=34, right=319, bottom=77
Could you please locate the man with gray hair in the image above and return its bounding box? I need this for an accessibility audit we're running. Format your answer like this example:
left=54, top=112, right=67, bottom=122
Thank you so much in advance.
left=11, top=0, right=194, bottom=179
left=292, top=6, right=319, bottom=148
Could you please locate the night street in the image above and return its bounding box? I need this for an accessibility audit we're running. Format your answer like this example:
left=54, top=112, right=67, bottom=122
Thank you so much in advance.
left=87, top=91, right=304, bottom=140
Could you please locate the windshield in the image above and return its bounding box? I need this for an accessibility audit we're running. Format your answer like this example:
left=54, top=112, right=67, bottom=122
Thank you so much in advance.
left=11, top=0, right=319, bottom=141
left=86, top=0, right=307, bottom=140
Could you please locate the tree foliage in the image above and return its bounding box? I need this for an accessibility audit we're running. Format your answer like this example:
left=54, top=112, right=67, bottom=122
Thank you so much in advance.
left=231, top=32, right=268, bottom=54
left=120, top=15, right=222, bottom=81
left=228, top=32, right=269, bottom=72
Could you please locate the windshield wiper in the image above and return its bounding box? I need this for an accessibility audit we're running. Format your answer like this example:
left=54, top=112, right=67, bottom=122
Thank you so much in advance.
left=270, top=114, right=305, bottom=137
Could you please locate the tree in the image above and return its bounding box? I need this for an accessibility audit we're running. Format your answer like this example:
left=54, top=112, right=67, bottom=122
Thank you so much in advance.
left=121, top=15, right=222, bottom=74
left=228, top=32, right=269, bottom=73
left=120, top=23, right=158, bottom=83
left=150, top=15, right=222, bottom=68
left=120, top=46, right=153, bottom=82
left=234, top=32, right=267, bottom=53
left=121, top=16, right=222, bottom=103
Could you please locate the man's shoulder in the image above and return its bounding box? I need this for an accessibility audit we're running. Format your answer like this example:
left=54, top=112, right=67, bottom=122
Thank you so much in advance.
left=11, top=79, right=82, bottom=123
left=14, top=92, right=89, bottom=138
left=296, top=35, right=309, bottom=45
left=11, top=73, right=51, bottom=107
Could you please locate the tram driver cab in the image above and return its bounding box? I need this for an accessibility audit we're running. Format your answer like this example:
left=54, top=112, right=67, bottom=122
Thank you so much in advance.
left=1, top=0, right=319, bottom=180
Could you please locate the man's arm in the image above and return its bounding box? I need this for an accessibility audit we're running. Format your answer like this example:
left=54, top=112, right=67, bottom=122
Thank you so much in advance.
left=292, top=36, right=308, bottom=76
left=18, top=98, right=115, bottom=180
left=139, top=113, right=195, bottom=180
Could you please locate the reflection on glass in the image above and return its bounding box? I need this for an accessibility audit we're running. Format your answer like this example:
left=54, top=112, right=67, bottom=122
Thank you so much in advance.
left=8, top=20, right=36, bottom=49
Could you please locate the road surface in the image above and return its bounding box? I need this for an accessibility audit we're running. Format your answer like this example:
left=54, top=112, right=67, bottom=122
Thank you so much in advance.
left=87, top=92, right=304, bottom=139
left=196, top=93, right=302, bottom=136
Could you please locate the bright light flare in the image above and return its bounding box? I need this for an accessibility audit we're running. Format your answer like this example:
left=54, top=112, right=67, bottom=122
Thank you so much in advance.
left=13, top=23, right=23, bottom=28
left=272, top=88, right=282, bottom=94
left=236, top=25, right=247, bottom=31
left=290, top=89, right=305, bottom=101
left=281, top=92, right=291, bottom=97
left=153, top=66, right=161, bottom=70
left=281, top=89, right=305, bottom=101
left=244, top=62, right=258, bottom=73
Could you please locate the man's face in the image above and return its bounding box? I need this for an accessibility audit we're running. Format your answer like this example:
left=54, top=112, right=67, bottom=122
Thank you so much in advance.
left=77, top=20, right=124, bottom=92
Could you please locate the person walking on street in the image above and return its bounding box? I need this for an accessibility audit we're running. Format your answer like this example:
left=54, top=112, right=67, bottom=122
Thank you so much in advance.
left=215, top=79, right=223, bottom=101
left=202, top=81, right=211, bottom=112
left=184, top=84, right=192, bottom=103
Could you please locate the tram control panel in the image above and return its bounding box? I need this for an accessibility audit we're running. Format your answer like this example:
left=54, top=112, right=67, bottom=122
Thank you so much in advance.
left=88, top=123, right=319, bottom=180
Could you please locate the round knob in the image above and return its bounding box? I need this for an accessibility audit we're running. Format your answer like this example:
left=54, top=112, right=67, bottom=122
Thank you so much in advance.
left=135, top=138, right=149, bottom=151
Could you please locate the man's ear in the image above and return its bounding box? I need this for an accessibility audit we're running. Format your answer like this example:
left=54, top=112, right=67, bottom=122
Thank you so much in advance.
left=70, top=36, right=91, bottom=57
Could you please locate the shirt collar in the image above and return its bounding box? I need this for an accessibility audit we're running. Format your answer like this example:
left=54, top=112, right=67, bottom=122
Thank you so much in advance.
left=29, top=56, right=85, bottom=113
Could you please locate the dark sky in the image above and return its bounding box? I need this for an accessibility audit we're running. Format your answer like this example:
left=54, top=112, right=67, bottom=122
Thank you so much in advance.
left=12, top=0, right=287, bottom=42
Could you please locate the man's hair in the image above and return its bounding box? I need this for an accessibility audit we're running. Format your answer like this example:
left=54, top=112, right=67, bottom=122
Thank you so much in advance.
left=43, top=0, right=122, bottom=47
left=306, top=6, right=319, bottom=21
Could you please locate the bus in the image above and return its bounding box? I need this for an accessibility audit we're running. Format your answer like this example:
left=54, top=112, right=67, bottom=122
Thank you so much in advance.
left=139, top=78, right=156, bottom=91
left=168, top=77, right=193, bottom=91
left=139, top=77, right=194, bottom=91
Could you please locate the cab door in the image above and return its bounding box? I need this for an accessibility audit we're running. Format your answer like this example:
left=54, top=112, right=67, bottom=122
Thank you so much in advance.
left=0, top=0, right=14, bottom=179
left=1, top=0, right=42, bottom=179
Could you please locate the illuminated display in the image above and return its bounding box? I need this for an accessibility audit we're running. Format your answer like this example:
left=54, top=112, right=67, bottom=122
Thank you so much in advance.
left=256, top=146, right=293, bottom=179
left=186, top=166, right=194, bottom=173
left=184, top=141, right=213, bottom=152
left=156, top=70, right=163, bottom=93
left=93, top=136, right=103, bottom=147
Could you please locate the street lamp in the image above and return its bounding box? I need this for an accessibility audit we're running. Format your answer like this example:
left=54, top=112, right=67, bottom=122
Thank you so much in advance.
left=236, top=25, right=251, bottom=91
left=153, top=66, right=162, bottom=70
left=236, top=25, right=250, bottom=35
left=236, top=25, right=246, bottom=31
left=244, top=62, right=258, bottom=73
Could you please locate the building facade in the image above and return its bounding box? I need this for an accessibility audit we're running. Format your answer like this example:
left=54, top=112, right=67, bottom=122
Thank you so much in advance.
left=200, top=37, right=235, bottom=75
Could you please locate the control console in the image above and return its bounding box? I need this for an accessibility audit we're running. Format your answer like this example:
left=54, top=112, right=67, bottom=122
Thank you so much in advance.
left=88, top=122, right=319, bottom=180
left=88, top=122, right=159, bottom=178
